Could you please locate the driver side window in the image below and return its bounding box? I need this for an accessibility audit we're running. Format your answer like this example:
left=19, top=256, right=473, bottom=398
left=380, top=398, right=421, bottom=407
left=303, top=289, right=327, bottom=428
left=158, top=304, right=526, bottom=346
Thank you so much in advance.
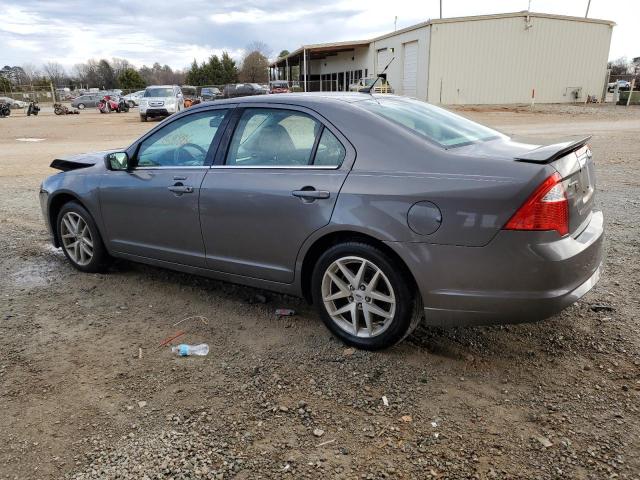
left=137, top=109, right=228, bottom=167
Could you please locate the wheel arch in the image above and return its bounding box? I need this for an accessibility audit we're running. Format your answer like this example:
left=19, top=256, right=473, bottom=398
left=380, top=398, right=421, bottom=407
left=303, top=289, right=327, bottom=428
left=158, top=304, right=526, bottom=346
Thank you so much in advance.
left=299, top=230, right=418, bottom=304
left=48, top=192, right=88, bottom=247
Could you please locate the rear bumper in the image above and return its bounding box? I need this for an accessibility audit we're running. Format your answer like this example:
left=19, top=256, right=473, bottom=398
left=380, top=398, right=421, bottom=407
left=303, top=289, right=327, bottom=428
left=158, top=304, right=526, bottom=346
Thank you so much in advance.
left=387, top=210, right=604, bottom=327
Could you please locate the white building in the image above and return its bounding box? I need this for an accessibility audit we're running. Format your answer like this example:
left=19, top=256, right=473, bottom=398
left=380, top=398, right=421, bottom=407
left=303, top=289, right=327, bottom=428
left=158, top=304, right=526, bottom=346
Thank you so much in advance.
left=269, top=12, right=614, bottom=104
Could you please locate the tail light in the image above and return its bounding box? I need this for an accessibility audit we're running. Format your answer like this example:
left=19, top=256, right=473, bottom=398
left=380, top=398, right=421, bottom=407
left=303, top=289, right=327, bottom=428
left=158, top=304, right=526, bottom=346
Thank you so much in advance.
left=504, top=172, right=569, bottom=236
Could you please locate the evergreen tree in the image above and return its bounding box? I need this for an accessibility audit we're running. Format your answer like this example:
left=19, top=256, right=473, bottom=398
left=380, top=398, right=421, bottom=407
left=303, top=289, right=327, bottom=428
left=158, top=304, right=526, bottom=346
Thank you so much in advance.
left=118, top=68, right=146, bottom=90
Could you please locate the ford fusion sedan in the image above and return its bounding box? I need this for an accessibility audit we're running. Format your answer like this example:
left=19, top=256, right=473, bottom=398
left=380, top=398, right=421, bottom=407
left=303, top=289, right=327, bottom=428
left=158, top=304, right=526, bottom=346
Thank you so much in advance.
left=39, top=94, right=603, bottom=350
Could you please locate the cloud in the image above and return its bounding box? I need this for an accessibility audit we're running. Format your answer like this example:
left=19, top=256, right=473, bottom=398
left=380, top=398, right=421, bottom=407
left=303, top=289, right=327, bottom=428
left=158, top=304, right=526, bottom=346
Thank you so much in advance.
left=0, top=0, right=636, bottom=73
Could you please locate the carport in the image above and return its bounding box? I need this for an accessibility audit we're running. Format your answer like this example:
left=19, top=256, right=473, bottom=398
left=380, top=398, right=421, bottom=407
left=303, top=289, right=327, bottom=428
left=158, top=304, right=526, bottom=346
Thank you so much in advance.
left=269, top=40, right=370, bottom=92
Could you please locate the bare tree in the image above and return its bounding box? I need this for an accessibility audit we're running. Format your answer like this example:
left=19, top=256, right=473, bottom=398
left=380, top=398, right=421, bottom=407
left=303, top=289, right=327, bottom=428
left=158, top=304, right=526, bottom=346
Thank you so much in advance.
left=245, top=41, right=272, bottom=60
left=239, top=50, right=269, bottom=83
left=21, top=63, right=40, bottom=84
left=42, top=61, right=67, bottom=86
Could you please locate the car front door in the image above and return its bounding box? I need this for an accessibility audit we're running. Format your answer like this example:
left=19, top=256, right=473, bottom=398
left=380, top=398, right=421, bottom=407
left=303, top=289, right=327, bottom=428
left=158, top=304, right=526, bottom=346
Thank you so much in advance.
left=199, top=105, right=354, bottom=283
left=99, top=107, right=231, bottom=266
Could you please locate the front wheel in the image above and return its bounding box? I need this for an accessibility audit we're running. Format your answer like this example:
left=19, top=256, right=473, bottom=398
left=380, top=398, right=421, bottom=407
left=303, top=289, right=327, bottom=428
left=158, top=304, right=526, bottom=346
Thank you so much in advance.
left=57, top=202, right=109, bottom=273
left=311, top=242, right=422, bottom=350
left=140, top=114, right=147, bottom=122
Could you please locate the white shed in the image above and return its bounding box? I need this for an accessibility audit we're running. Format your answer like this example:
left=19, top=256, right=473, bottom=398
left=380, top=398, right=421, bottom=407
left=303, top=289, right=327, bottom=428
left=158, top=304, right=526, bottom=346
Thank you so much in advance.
left=269, top=11, right=615, bottom=105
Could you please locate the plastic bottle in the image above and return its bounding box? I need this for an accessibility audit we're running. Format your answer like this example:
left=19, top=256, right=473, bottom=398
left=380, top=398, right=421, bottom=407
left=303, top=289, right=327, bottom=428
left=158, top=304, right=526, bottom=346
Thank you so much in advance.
left=171, top=344, right=209, bottom=356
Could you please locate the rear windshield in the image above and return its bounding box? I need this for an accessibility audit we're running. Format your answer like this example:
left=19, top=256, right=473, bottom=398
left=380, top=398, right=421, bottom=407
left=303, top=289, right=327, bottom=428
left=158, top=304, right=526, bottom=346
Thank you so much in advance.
left=144, top=88, right=173, bottom=98
left=359, top=98, right=503, bottom=148
left=271, top=82, right=288, bottom=88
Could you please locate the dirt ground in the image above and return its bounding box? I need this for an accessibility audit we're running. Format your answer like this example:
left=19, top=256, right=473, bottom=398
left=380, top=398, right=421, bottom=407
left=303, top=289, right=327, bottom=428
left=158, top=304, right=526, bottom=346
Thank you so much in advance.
left=0, top=104, right=638, bottom=480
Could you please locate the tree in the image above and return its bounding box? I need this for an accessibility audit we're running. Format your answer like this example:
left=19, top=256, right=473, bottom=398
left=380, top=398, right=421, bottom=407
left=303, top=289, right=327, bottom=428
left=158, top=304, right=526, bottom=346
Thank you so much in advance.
left=608, top=57, right=630, bottom=76
left=43, top=61, right=66, bottom=86
left=239, top=51, right=269, bottom=83
left=278, top=50, right=290, bottom=58
left=21, top=63, right=40, bottom=84
left=97, top=59, right=116, bottom=89
left=246, top=41, right=271, bottom=59
left=118, top=68, right=146, bottom=90
left=0, top=75, right=11, bottom=93
left=220, top=52, right=238, bottom=84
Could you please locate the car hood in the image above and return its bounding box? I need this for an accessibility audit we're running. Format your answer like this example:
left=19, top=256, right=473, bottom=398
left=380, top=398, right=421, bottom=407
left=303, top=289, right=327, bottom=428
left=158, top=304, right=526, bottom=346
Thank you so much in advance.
left=50, top=149, right=119, bottom=171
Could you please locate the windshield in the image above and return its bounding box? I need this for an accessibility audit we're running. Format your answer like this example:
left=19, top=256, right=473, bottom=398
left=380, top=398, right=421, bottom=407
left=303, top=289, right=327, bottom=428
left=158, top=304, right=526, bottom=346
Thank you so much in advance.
left=144, top=88, right=173, bottom=98
left=359, top=98, right=503, bottom=148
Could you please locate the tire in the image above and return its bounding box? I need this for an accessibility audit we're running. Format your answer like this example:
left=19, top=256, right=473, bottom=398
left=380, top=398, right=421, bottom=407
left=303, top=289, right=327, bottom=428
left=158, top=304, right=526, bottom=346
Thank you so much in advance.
left=77, top=103, right=85, bottom=109
left=128, top=101, right=135, bottom=108
left=311, top=242, right=422, bottom=350
left=140, top=114, right=147, bottom=122
left=56, top=201, right=109, bottom=273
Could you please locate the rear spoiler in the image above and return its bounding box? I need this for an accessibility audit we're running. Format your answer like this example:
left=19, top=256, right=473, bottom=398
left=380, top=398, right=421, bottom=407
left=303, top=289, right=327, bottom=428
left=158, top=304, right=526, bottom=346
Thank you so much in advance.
left=514, top=136, right=591, bottom=163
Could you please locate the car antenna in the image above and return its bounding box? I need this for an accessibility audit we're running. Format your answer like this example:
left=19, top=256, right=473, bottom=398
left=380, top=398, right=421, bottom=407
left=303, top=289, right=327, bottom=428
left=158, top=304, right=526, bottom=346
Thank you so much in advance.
left=361, top=57, right=395, bottom=95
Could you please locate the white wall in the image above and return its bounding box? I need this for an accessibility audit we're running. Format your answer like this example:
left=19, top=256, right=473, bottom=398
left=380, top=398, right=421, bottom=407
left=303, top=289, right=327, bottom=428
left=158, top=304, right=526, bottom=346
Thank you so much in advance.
left=427, top=15, right=613, bottom=104
left=371, top=26, right=430, bottom=100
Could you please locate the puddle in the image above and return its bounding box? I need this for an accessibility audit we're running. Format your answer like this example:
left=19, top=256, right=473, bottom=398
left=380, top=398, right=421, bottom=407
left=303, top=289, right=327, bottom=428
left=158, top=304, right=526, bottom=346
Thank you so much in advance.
left=10, top=258, right=58, bottom=288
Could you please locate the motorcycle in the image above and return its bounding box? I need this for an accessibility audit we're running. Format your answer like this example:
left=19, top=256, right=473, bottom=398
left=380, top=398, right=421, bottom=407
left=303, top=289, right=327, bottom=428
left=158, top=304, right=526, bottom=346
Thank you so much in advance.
left=97, top=96, right=129, bottom=113
left=117, top=98, right=130, bottom=113
left=0, top=102, right=10, bottom=118
left=54, top=103, right=79, bottom=115
left=27, top=100, right=40, bottom=116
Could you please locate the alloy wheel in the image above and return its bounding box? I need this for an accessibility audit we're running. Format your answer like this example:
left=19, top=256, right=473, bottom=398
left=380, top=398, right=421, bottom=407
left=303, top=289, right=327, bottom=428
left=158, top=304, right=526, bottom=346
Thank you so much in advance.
left=60, top=212, right=94, bottom=266
left=321, top=256, right=396, bottom=338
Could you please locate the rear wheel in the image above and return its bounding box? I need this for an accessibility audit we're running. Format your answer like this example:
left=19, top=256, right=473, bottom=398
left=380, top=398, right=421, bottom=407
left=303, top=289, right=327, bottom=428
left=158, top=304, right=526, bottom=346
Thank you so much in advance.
left=57, top=202, right=108, bottom=273
left=311, top=242, right=422, bottom=350
left=77, top=103, right=85, bottom=109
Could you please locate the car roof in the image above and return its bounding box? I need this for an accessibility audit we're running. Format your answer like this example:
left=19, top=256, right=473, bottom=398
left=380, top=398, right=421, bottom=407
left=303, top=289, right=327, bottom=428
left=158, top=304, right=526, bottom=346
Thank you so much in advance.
left=191, top=92, right=402, bottom=110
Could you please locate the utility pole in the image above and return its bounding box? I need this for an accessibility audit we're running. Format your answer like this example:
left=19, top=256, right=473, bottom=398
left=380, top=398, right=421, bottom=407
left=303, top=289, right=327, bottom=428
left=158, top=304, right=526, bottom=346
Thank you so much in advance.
left=440, top=0, right=442, bottom=19
left=585, top=0, right=591, bottom=18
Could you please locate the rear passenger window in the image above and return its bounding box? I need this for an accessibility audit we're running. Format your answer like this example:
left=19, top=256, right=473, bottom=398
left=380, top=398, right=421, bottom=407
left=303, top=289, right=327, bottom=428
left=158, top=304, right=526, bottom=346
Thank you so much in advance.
left=314, top=128, right=346, bottom=167
left=226, top=108, right=321, bottom=167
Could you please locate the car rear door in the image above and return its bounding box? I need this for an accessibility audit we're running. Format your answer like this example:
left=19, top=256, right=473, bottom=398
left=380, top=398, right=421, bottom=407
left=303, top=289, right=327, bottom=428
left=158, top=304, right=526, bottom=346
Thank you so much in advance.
left=199, top=104, right=355, bottom=283
left=99, top=106, right=232, bottom=266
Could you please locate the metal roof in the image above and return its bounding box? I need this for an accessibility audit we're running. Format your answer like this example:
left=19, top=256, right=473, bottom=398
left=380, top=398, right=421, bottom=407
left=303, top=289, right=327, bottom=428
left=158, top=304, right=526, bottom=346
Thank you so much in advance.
left=270, top=11, right=615, bottom=67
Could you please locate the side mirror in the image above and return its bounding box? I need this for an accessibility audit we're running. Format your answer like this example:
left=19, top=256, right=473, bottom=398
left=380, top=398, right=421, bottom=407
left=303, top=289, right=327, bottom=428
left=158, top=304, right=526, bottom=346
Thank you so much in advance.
left=106, top=151, right=130, bottom=170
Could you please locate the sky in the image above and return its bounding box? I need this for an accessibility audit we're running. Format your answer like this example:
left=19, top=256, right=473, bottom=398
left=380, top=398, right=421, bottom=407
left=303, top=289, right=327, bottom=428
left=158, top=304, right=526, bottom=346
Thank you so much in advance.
left=0, top=0, right=637, bottom=71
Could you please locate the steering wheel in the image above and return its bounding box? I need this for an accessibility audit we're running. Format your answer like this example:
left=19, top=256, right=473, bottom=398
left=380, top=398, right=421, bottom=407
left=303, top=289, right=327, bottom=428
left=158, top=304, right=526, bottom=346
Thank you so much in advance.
left=173, top=143, right=207, bottom=166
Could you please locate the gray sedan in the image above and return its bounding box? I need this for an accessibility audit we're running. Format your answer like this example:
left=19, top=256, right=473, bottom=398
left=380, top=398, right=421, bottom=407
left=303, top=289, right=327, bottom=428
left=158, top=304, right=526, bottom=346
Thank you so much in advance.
left=39, top=94, right=603, bottom=350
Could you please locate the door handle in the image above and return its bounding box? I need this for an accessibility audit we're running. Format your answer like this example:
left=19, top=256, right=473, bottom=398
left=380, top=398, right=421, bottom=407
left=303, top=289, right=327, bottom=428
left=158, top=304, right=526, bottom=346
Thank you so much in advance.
left=168, top=185, right=194, bottom=194
left=292, top=189, right=330, bottom=200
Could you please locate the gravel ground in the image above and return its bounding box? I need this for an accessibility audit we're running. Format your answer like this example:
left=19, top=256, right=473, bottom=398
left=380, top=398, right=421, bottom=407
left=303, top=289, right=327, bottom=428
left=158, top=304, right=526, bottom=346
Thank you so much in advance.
left=0, top=105, right=639, bottom=479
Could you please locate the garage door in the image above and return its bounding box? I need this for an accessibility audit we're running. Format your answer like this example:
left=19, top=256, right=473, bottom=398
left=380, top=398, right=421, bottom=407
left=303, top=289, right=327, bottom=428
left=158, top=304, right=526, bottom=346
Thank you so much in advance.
left=403, top=41, right=418, bottom=97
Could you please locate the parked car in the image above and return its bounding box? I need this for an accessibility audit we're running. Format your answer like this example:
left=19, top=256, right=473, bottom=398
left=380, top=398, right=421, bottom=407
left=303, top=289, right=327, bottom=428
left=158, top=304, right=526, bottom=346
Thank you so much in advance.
left=122, top=90, right=145, bottom=107
left=71, top=94, right=102, bottom=109
left=200, top=87, right=223, bottom=101
left=222, top=83, right=267, bottom=98
left=349, top=77, right=393, bottom=94
left=0, top=96, right=27, bottom=109
left=269, top=81, right=290, bottom=94
left=138, top=85, right=184, bottom=122
left=39, top=94, right=603, bottom=350
left=607, top=80, right=631, bottom=92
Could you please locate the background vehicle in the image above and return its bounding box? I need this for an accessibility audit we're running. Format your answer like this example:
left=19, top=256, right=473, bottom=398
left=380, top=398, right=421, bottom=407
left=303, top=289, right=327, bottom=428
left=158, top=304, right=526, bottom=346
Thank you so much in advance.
left=181, top=86, right=201, bottom=108
left=54, top=103, right=79, bottom=115
left=200, top=87, right=222, bottom=101
left=222, top=83, right=267, bottom=98
left=0, top=96, right=27, bottom=109
left=27, top=100, right=40, bottom=116
left=0, top=102, right=10, bottom=117
left=122, top=90, right=144, bottom=107
left=39, top=94, right=603, bottom=350
left=269, top=81, right=290, bottom=94
left=349, top=77, right=393, bottom=93
left=138, top=85, right=184, bottom=122
left=71, top=94, right=102, bottom=109
left=607, top=80, right=631, bottom=92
